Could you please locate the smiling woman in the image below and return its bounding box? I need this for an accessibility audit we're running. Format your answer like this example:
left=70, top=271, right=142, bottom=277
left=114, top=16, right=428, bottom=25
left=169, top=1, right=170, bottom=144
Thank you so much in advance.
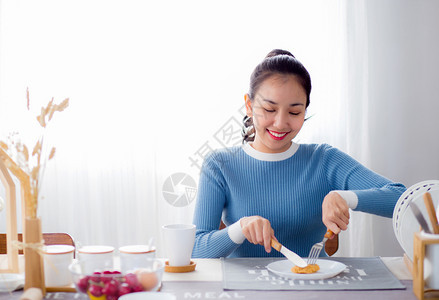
left=191, top=49, right=406, bottom=259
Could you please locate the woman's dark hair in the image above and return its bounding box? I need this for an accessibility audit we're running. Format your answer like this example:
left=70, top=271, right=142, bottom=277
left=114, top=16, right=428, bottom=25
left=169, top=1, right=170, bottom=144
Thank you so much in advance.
left=242, top=49, right=312, bottom=143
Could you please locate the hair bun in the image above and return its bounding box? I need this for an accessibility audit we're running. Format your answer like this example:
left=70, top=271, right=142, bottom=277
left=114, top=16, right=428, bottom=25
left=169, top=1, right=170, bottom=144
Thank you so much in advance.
left=265, top=49, right=295, bottom=59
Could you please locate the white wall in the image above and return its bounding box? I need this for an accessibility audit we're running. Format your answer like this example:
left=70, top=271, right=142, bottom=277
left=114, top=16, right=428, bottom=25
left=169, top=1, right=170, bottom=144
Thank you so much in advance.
left=366, top=0, right=439, bottom=256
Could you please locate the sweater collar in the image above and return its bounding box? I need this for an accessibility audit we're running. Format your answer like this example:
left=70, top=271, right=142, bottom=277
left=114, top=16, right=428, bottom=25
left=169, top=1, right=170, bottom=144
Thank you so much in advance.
left=242, top=142, right=299, bottom=161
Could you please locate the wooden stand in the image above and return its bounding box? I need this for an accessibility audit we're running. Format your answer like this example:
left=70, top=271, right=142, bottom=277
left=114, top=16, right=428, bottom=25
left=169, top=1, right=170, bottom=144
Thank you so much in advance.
left=23, top=217, right=46, bottom=296
left=0, top=158, right=19, bottom=273
left=413, top=232, right=439, bottom=300
left=1, top=149, right=46, bottom=295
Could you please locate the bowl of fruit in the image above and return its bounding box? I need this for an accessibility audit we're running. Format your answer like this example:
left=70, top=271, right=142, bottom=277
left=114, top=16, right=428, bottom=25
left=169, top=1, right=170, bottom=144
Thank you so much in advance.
left=69, top=258, right=164, bottom=300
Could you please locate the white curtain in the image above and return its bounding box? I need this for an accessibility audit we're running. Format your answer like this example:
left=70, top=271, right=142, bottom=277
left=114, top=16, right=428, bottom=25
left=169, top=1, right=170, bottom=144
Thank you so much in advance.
left=2, top=0, right=438, bottom=258
left=0, top=0, right=348, bottom=257
left=294, top=0, right=377, bottom=257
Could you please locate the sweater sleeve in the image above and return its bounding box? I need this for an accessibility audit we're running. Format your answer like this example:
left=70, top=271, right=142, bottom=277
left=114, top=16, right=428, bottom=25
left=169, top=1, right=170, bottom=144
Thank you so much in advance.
left=192, top=152, right=242, bottom=258
left=322, top=145, right=406, bottom=217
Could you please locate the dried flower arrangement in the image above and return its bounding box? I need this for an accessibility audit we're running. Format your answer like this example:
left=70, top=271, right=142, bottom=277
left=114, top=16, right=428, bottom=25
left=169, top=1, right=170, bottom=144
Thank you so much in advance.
left=0, top=88, right=69, bottom=218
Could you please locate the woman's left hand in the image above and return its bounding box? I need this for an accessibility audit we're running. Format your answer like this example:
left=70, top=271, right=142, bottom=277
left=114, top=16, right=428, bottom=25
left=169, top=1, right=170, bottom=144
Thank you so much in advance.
left=322, top=191, right=350, bottom=234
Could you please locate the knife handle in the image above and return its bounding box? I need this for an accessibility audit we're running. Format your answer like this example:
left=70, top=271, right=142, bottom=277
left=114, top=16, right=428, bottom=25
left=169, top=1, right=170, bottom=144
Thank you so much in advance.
left=423, top=192, right=439, bottom=234
left=271, top=239, right=282, bottom=251
left=324, top=230, right=334, bottom=239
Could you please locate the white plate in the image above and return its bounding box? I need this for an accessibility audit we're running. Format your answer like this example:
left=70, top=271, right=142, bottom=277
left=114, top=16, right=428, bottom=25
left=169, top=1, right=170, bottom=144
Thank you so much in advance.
left=393, top=180, right=439, bottom=243
left=119, top=292, right=176, bottom=300
left=266, top=259, right=346, bottom=280
left=393, top=180, right=434, bottom=243
left=392, top=180, right=439, bottom=260
left=0, top=273, right=24, bottom=292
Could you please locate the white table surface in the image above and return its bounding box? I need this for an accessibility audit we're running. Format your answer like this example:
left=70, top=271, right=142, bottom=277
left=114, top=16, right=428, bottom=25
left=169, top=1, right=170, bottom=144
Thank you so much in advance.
left=1, top=255, right=413, bottom=281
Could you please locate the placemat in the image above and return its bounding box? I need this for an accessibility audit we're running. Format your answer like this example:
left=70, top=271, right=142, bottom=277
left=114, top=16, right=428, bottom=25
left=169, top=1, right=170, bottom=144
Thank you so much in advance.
left=222, top=257, right=406, bottom=291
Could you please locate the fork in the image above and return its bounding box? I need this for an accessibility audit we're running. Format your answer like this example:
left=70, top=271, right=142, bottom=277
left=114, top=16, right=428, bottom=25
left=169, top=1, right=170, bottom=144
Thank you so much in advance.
left=307, top=229, right=334, bottom=265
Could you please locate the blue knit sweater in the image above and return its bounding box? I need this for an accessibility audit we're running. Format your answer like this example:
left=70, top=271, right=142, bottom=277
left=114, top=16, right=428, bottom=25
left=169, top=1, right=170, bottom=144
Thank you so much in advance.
left=192, top=143, right=406, bottom=258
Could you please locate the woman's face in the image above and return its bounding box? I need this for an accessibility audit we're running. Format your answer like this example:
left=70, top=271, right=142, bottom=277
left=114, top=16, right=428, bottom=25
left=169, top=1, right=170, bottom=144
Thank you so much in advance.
left=245, top=74, right=307, bottom=153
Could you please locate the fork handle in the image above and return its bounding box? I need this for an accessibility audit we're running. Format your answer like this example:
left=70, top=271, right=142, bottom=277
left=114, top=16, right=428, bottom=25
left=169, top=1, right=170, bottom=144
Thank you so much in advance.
left=271, top=239, right=282, bottom=251
left=324, top=230, right=334, bottom=239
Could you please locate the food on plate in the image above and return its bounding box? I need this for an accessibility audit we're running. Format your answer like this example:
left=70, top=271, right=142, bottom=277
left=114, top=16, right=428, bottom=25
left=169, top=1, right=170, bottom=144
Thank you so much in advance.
left=291, top=264, right=320, bottom=274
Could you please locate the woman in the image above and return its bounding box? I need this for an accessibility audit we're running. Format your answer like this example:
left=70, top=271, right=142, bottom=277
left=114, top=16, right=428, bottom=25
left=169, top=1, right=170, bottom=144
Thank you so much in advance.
left=192, top=49, right=405, bottom=258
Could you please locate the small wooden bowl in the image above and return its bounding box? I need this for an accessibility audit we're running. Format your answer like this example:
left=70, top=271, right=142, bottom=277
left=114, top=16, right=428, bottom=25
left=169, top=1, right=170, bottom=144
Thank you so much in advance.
left=164, top=261, right=196, bottom=273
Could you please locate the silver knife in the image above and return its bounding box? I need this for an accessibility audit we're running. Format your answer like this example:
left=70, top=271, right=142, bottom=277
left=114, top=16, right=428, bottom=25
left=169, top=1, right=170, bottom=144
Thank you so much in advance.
left=271, top=239, right=307, bottom=267
left=410, top=202, right=431, bottom=234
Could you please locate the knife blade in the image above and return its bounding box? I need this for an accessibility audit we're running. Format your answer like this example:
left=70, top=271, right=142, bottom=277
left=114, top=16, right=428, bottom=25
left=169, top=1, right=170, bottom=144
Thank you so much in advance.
left=410, top=202, right=431, bottom=234
left=271, top=239, right=307, bottom=268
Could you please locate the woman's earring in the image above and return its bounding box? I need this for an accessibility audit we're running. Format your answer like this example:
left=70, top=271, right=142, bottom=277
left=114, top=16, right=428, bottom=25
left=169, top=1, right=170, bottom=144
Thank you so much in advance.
left=243, top=115, right=252, bottom=127
left=243, top=116, right=254, bottom=133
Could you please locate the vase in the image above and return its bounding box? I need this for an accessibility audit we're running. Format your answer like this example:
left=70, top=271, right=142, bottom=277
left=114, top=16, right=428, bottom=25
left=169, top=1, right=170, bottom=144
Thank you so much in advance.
left=24, top=217, right=46, bottom=296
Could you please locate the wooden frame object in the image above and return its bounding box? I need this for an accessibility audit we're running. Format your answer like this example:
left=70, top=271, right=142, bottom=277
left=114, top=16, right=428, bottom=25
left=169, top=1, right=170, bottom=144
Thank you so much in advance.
left=0, top=158, right=19, bottom=273
left=413, top=232, right=439, bottom=300
left=0, top=148, right=46, bottom=294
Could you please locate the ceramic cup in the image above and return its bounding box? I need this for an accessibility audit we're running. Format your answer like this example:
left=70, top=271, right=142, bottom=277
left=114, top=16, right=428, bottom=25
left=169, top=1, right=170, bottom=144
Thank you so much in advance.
left=119, top=244, right=156, bottom=273
left=421, top=231, right=439, bottom=289
left=43, top=245, right=75, bottom=287
left=77, top=245, right=115, bottom=274
left=162, top=224, right=196, bottom=267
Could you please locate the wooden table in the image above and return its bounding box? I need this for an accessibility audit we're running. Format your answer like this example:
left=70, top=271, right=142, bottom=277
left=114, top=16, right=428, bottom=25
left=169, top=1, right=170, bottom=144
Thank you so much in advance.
left=0, top=257, right=417, bottom=300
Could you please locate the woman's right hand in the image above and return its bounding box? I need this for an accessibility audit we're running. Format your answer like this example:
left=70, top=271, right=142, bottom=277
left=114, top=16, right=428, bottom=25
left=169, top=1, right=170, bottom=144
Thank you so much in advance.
left=240, top=216, right=275, bottom=253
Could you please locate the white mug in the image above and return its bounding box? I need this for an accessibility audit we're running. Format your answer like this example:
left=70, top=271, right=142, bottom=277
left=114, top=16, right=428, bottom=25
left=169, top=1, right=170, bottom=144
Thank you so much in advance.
left=43, top=245, right=75, bottom=287
left=422, top=231, right=439, bottom=289
left=119, top=244, right=156, bottom=273
left=162, top=224, right=196, bottom=267
left=77, top=245, right=115, bottom=274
